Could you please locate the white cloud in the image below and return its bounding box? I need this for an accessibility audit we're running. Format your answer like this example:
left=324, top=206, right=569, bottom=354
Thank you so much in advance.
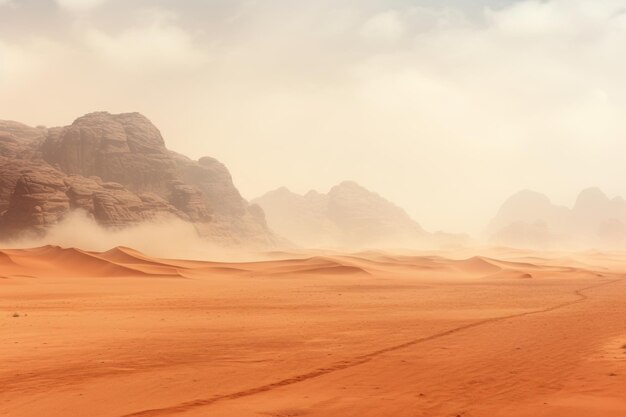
left=485, top=0, right=626, bottom=38
left=56, top=0, right=108, bottom=13
left=84, top=12, right=208, bottom=72
left=0, top=38, right=70, bottom=85
left=360, top=10, right=406, bottom=42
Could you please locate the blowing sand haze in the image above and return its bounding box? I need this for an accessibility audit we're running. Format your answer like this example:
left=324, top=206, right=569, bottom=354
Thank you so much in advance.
left=2, top=0, right=626, bottom=416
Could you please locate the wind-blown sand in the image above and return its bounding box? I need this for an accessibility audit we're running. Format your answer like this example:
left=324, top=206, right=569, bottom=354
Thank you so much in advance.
left=1, top=246, right=625, bottom=417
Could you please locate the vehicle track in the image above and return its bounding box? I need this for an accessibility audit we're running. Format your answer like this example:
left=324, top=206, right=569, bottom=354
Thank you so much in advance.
left=120, top=278, right=622, bottom=417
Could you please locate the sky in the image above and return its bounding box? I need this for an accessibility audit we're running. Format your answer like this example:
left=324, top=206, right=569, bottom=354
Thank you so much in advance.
left=2, top=0, right=626, bottom=235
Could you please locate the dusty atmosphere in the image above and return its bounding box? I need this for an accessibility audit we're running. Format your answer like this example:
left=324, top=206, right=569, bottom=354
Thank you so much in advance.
left=2, top=1, right=626, bottom=417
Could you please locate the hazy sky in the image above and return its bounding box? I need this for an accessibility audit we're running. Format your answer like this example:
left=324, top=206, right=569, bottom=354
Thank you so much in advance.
left=2, top=0, right=626, bottom=235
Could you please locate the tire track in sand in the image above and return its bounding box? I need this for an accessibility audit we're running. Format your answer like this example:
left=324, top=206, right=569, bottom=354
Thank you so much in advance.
left=120, top=278, right=622, bottom=417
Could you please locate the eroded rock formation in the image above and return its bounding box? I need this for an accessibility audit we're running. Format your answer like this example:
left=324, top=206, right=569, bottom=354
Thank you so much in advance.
left=0, top=112, right=276, bottom=247
left=486, top=188, right=626, bottom=248
left=252, top=181, right=428, bottom=248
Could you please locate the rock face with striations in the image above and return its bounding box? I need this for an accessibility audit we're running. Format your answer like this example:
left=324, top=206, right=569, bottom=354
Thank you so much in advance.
left=42, top=112, right=178, bottom=196
left=252, top=181, right=428, bottom=248
left=0, top=112, right=277, bottom=247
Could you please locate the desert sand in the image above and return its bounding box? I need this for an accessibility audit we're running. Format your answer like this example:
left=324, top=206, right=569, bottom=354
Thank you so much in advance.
left=1, top=246, right=625, bottom=417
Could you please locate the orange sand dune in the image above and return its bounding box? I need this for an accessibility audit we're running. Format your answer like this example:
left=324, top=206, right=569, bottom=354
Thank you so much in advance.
left=451, top=256, right=503, bottom=274
left=0, top=245, right=182, bottom=278
left=247, top=256, right=371, bottom=277
left=1, top=246, right=625, bottom=417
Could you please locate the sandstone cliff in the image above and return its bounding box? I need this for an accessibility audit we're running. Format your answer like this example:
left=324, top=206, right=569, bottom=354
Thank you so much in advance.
left=0, top=112, right=276, bottom=247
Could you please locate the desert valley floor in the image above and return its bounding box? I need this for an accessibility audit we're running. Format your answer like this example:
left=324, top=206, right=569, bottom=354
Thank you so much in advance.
left=1, top=246, right=626, bottom=417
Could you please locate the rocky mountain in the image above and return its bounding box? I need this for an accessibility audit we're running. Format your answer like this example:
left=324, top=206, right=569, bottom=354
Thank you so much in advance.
left=252, top=181, right=428, bottom=248
left=486, top=188, right=626, bottom=248
left=0, top=112, right=276, bottom=247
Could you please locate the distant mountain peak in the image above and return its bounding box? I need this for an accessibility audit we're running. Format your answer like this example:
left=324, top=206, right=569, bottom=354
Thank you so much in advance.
left=573, top=187, right=610, bottom=210
left=253, top=181, right=427, bottom=249
left=334, top=180, right=363, bottom=189
left=487, top=187, right=626, bottom=248
left=501, top=189, right=552, bottom=207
